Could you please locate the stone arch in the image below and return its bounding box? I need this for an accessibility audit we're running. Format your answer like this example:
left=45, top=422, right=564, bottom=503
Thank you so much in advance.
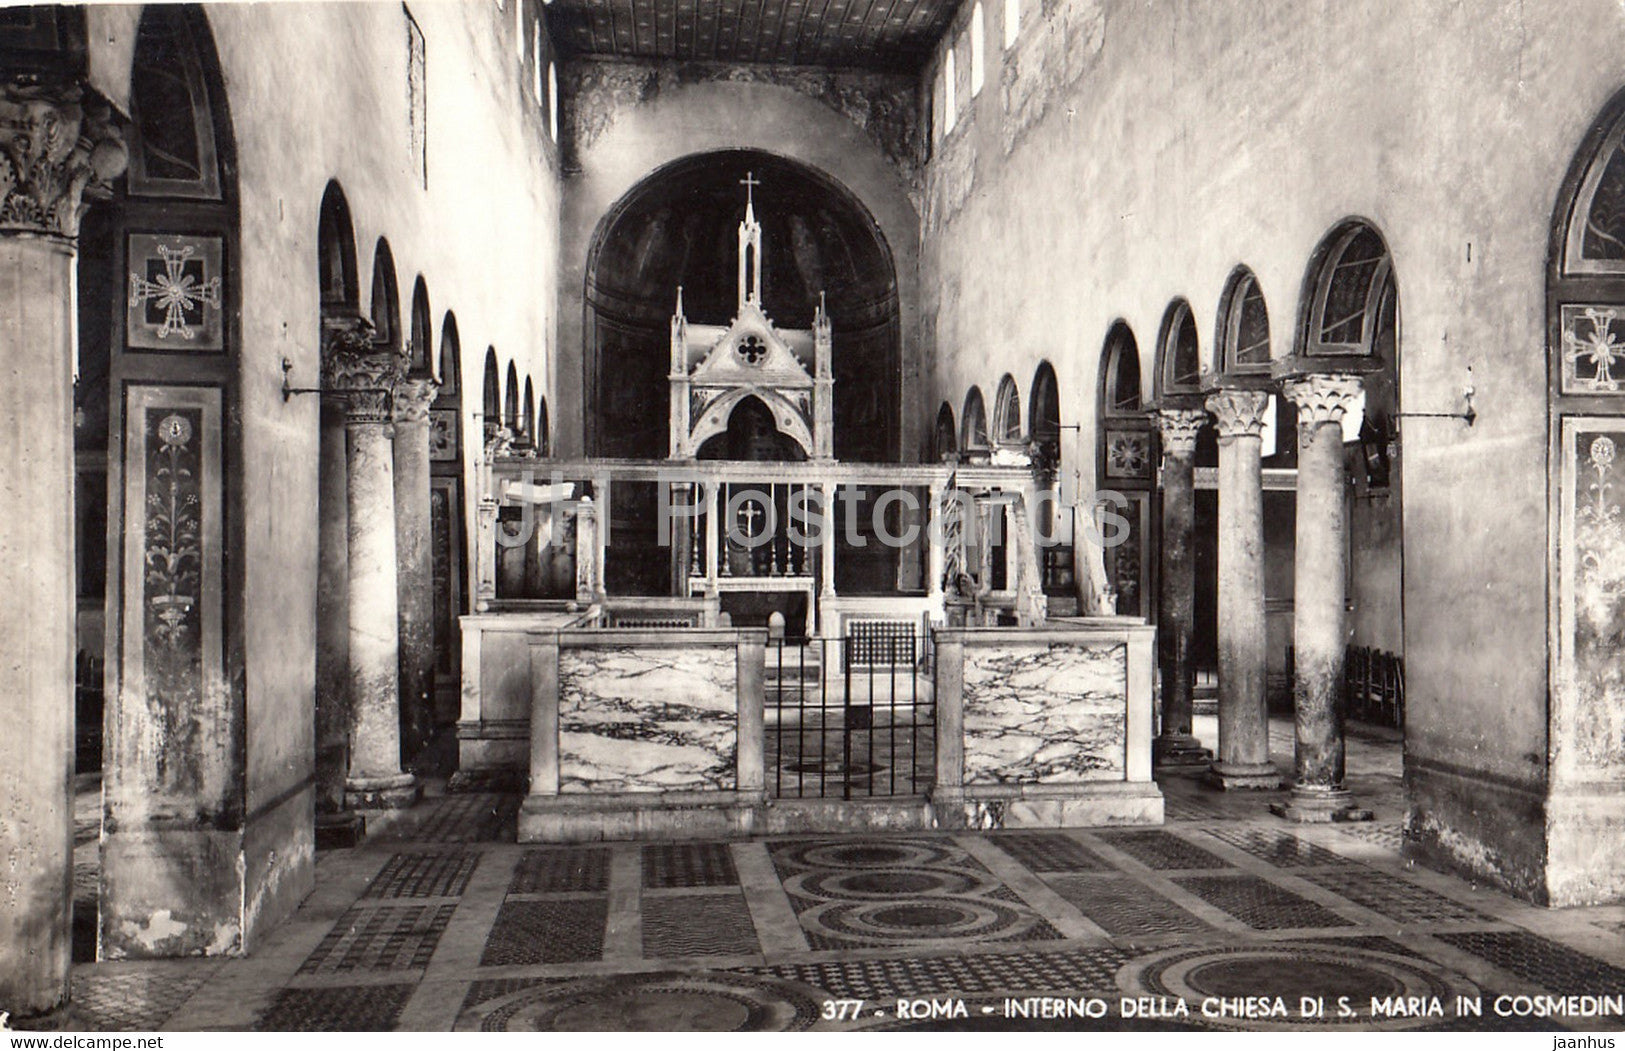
left=690, top=387, right=816, bottom=459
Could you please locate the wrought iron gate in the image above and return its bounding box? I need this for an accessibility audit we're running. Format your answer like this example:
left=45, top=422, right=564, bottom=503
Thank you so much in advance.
left=765, top=631, right=935, bottom=799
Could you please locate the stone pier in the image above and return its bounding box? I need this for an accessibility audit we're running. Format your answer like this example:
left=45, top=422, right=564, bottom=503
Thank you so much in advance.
left=1274, top=368, right=1373, bottom=822
left=1152, top=407, right=1212, bottom=767
left=1204, top=386, right=1280, bottom=790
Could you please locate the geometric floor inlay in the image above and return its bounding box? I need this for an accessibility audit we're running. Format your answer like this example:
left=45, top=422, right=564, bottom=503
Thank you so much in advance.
left=1200, top=827, right=1346, bottom=868
left=456, top=972, right=826, bottom=1032
left=1127, top=942, right=1479, bottom=1030
left=509, top=847, right=611, bottom=894
left=987, top=831, right=1111, bottom=873
left=769, top=837, right=1063, bottom=950
left=255, top=984, right=416, bottom=1031
left=298, top=903, right=458, bottom=974
left=71, top=970, right=214, bottom=1031
left=1093, top=830, right=1233, bottom=870
left=479, top=898, right=607, bottom=966
left=1045, top=874, right=1213, bottom=935
left=1172, top=876, right=1354, bottom=930
left=1431, top=930, right=1625, bottom=990
left=643, top=893, right=761, bottom=958
left=362, top=851, right=480, bottom=898
left=1296, top=867, right=1488, bottom=923
left=643, top=842, right=738, bottom=889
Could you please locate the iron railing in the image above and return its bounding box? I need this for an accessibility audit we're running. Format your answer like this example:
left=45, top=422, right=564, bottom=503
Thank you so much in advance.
left=765, top=634, right=934, bottom=799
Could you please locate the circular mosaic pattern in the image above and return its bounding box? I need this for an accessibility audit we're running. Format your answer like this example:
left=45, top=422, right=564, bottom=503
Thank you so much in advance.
left=793, top=866, right=987, bottom=900
left=784, top=839, right=957, bottom=871
left=464, top=972, right=826, bottom=1032
left=1124, top=943, right=1479, bottom=1031
left=800, top=896, right=1040, bottom=944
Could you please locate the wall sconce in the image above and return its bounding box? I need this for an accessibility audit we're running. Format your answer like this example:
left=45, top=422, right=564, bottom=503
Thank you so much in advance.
left=1394, top=365, right=1477, bottom=427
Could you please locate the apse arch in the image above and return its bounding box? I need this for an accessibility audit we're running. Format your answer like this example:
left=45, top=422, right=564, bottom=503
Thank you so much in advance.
left=560, top=78, right=922, bottom=461
left=582, top=148, right=901, bottom=462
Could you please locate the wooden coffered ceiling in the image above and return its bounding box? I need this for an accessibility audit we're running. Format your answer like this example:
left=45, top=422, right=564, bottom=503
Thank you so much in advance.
left=544, top=0, right=961, bottom=73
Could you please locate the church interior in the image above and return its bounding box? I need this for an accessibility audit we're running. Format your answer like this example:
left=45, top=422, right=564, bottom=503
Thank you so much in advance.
left=5, top=0, right=1625, bottom=1032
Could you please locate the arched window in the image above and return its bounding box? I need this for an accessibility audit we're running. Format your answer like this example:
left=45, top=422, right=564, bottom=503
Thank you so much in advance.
left=370, top=238, right=400, bottom=351
left=1096, top=322, right=1154, bottom=616
left=532, top=23, right=543, bottom=102
left=1004, top=0, right=1021, bottom=48
left=439, top=313, right=461, bottom=395
left=522, top=376, right=536, bottom=444
left=970, top=3, right=986, bottom=96
left=504, top=361, right=520, bottom=432
left=409, top=276, right=432, bottom=375
left=1304, top=223, right=1392, bottom=357
left=1029, top=361, right=1060, bottom=467
left=992, top=373, right=1021, bottom=443
left=482, top=349, right=501, bottom=441
left=961, top=387, right=987, bottom=450
left=934, top=402, right=958, bottom=460
left=1218, top=267, right=1271, bottom=373
left=1157, top=299, right=1202, bottom=396
left=318, top=182, right=358, bottom=311
left=127, top=5, right=222, bottom=199
left=944, top=49, right=958, bottom=133
left=537, top=397, right=551, bottom=457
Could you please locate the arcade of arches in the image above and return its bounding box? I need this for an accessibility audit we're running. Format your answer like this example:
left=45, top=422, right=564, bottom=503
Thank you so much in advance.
left=4, top=0, right=1625, bottom=1028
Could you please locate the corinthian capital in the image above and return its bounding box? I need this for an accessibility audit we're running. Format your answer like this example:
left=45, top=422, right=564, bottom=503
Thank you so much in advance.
left=1281, top=373, right=1364, bottom=432
left=0, top=81, right=127, bottom=240
left=392, top=376, right=440, bottom=424
left=1205, top=388, right=1271, bottom=440
left=322, top=315, right=406, bottom=424
left=1155, top=408, right=1209, bottom=459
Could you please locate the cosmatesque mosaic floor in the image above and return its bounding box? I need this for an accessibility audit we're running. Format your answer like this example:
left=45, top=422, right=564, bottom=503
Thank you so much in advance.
left=61, top=719, right=1625, bottom=1032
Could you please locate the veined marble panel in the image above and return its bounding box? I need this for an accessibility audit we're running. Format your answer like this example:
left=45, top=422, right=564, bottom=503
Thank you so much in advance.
left=558, top=643, right=737, bottom=792
left=961, top=641, right=1127, bottom=784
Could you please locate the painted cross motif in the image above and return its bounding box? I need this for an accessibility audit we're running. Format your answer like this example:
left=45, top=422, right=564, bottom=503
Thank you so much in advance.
left=128, top=237, right=223, bottom=346
left=1562, top=305, right=1625, bottom=394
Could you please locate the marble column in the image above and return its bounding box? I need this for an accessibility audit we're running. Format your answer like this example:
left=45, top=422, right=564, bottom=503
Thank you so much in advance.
left=331, top=343, right=420, bottom=809
left=1204, top=388, right=1281, bottom=789
left=0, top=83, right=125, bottom=1018
left=314, top=354, right=359, bottom=843
left=1153, top=407, right=1212, bottom=767
left=392, top=376, right=438, bottom=763
left=1274, top=372, right=1373, bottom=822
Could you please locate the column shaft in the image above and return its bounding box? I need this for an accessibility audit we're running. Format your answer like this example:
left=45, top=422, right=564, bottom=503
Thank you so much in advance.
left=1153, top=408, right=1210, bottom=766
left=393, top=379, right=438, bottom=763
left=0, top=236, right=77, bottom=1015
left=315, top=397, right=352, bottom=815
left=1206, top=389, right=1279, bottom=789
left=1275, top=373, right=1371, bottom=822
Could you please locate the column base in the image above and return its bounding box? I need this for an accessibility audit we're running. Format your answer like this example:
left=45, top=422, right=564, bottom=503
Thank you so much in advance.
left=1153, top=733, right=1213, bottom=769
left=315, top=810, right=366, bottom=849
left=1205, top=761, right=1282, bottom=791
left=1269, top=785, right=1373, bottom=823
left=345, top=772, right=421, bottom=810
